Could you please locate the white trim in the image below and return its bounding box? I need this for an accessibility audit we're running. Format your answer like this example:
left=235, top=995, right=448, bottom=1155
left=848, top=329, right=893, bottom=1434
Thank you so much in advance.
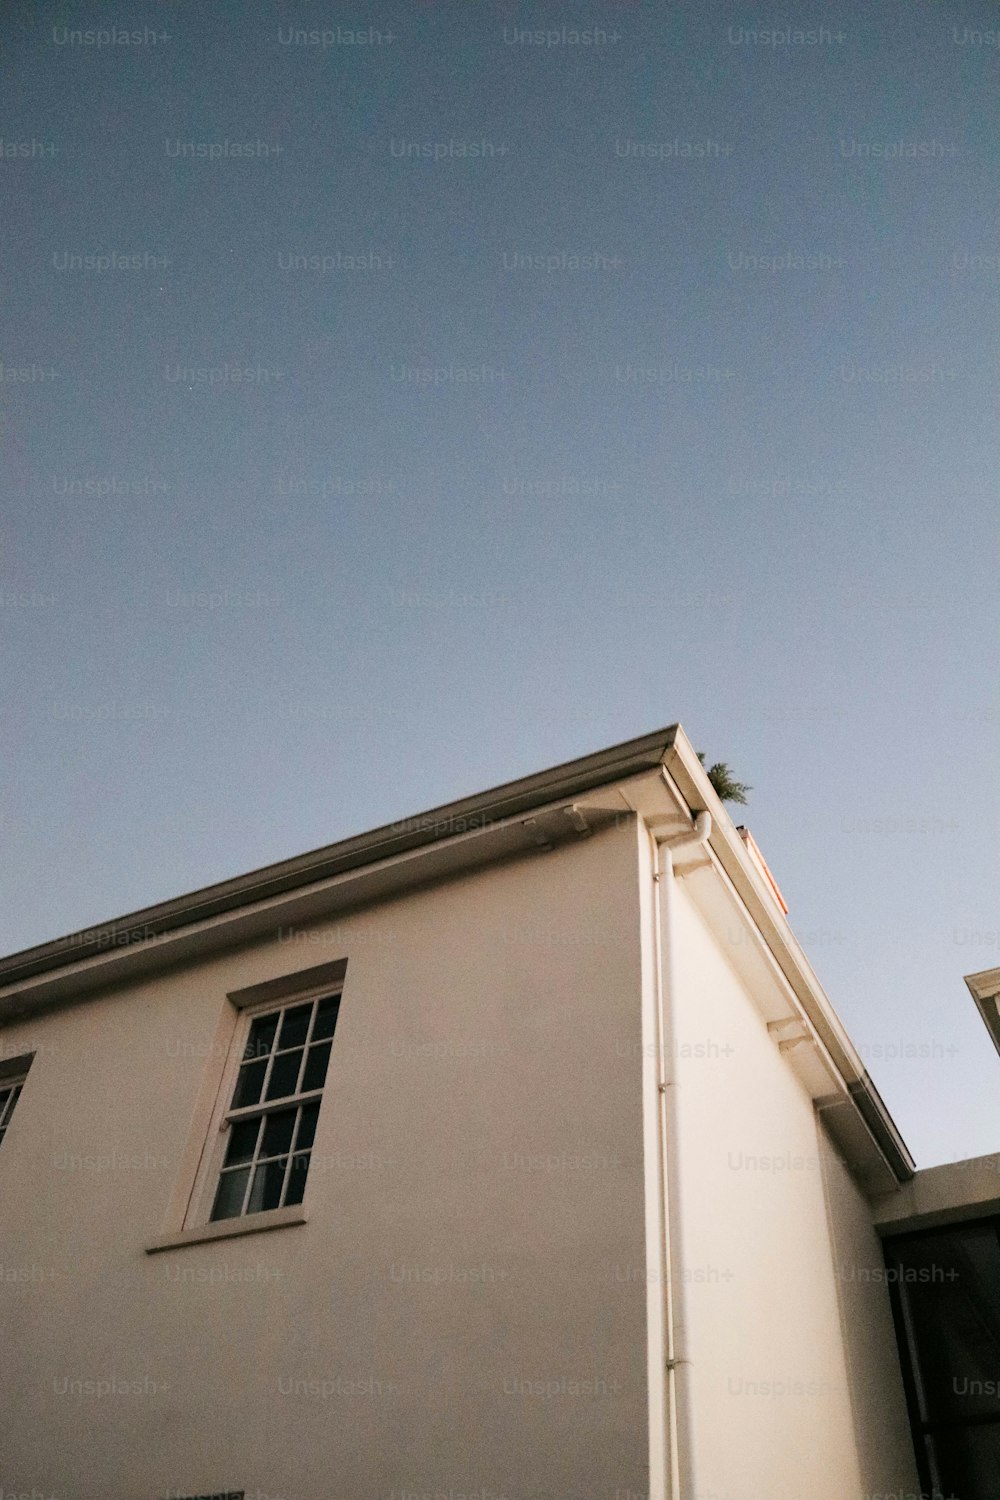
left=146, top=1203, right=308, bottom=1254
left=182, top=982, right=342, bottom=1231
left=227, top=956, right=348, bottom=1010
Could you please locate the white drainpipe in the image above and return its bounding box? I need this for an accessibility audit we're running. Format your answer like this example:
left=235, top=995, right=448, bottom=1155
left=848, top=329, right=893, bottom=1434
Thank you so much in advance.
left=652, top=810, right=711, bottom=1500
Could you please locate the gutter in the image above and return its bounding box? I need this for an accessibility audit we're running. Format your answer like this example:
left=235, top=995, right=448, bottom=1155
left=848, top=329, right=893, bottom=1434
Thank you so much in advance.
left=0, top=717, right=914, bottom=1195
left=661, top=733, right=915, bottom=1185
left=0, top=726, right=679, bottom=988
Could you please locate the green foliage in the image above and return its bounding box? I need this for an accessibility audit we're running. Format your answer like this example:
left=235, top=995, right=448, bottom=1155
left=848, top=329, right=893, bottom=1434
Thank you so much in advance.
left=696, top=751, right=751, bottom=806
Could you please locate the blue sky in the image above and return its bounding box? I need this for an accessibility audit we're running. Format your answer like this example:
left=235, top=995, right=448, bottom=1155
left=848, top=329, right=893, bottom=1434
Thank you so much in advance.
left=3, top=0, right=997, bottom=1166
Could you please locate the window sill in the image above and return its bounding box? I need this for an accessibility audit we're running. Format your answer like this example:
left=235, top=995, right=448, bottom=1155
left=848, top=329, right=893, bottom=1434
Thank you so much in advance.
left=145, top=1204, right=307, bottom=1255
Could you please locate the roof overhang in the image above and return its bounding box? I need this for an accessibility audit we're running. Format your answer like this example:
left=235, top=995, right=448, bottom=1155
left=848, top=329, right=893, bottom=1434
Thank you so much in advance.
left=0, top=726, right=681, bottom=1006
left=965, top=966, right=1000, bottom=1059
left=659, top=736, right=914, bottom=1191
left=0, top=720, right=915, bottom=1191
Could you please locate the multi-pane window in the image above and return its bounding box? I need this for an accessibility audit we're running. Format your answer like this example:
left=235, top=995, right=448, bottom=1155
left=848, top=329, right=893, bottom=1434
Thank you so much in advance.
left=884, top=1217, right=1000, bottom=1498
left=0, top=1075, right=27, bottom=1148
left=210, top=992, right=340, bottom=1222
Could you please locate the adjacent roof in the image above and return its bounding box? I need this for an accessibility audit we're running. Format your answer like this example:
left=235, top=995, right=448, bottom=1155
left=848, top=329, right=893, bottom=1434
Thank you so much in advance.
left=966, top=967, right=1000, bottom=1059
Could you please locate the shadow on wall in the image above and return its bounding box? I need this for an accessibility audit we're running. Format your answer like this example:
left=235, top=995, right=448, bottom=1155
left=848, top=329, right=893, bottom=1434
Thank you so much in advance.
left=816, top=1123, right=921, bottom=1493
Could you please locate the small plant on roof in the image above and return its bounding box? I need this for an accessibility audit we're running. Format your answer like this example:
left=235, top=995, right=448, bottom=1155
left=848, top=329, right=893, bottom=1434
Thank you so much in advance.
left=697, top=752, right=751, bottom=806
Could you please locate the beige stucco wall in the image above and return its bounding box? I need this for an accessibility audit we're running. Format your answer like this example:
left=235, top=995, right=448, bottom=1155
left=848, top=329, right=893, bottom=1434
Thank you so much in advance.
left=0, top=822, right=649, bottom=1500
left=667, top=873, right=919, bottom=1500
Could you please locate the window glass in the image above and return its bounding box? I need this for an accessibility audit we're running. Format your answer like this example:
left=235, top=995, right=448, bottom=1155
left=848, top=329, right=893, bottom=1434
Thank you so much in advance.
left=312, top=995, right=340, bottom=1040
left=260, top=1108, right=296, bottom=1159
left=278, top=1003, right=314, bottom=1052
left=212, top=1167, right=251, bottom=1221
left=296, top=1101, right=320, bottom=1153
left=231, top=1059, right=267, bottom=1109
left=265, top=1049, right=303, bottom=1101
left=247, top=1156, right=288, bottom=1214
left=285, top=1154, right=311, bottom=1206
left=0, top=1078, right=27, bottom=1148
left=886, top=1218, right=1000, bottom=1500
left=930, top=1421, right=1000, bottom=1496
left=224, top=1117, right=261, bottom=1167
left=302, top=1041, right=332, bottom=1093
left=208, top=991, right=340, bottom=1222
left=244, top=1013, right=278, bottom=1061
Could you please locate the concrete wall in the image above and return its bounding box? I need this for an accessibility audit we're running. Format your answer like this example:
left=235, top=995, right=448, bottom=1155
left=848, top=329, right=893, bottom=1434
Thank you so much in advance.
left=667, top=872, right=919, bottom=1500
left=0, top=822, right=649, bottom=1500
left=873, top=1152, right=1000, bottom=1231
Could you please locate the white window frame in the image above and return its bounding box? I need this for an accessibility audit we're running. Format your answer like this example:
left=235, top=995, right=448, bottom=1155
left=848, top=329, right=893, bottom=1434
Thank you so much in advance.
left=170, top=1492, right=244, bottom=1499
left=185, top=973, right=343, bottom=1232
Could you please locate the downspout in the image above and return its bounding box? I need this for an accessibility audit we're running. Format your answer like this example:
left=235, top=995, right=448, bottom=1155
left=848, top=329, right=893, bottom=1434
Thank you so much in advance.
left=652, top=810, right=711, bottom=1500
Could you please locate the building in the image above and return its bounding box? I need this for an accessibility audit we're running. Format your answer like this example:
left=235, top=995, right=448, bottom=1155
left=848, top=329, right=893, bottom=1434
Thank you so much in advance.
left=0, top=723, right=997, bottom=1500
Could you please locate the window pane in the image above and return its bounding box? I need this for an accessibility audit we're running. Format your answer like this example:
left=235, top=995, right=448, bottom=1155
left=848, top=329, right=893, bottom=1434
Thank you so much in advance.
left=0, top=1082, right=24, bottom=1136
left=265, top=1049, right=304, bottom=1101
left=175, top=1493, right=245, bottom=1500
left=260, top=1108, right=296, bottom=1160
left=231, top=1059, right=267, bottom=1109
left=889, top=1226, right=1000, bottom=1423
left=311, top=995, right=341, bottom=1041
left=285, top=1152, right=311, bottom=1205
left=247, top=1156, right=288, bottom=1214
left=278, top=1003, right=313, bottom=1052
left=244, top=1013, right=279, bottom=1062
left=176, top=1493, right=245, bottom=1500
left=223, top=1117, right=261, bottom=1168
left=302, top=1040, right=332, bottom=1093
left=295, top=1101, right=320, bottom=1153
left=211, top=1167, right=250, bottom=1221
left=211, top=992, right=338, bottom=1222
left=932, top=1420, right=1000, bottom=1498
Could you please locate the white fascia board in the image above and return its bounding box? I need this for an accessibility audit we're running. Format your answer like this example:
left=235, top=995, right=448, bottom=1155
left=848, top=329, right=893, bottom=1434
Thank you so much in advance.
left=661, top=728, right=914, bottom=1186
left=0, top=724, right=682, bottom=997
left=0, top=719, right=916, bottom=1189
left=0, top=791, right=632, bottom=1020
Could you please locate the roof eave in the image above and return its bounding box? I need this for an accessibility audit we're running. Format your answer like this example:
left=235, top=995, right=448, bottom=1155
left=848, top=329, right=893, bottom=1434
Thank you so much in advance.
left=664, top=728, right=915, bottom=1185
left=0, top=724, right=680, bottom=989
left=0, top=718, right=915, bottom=1194
left=965, top=966, right=1000, bottom=1059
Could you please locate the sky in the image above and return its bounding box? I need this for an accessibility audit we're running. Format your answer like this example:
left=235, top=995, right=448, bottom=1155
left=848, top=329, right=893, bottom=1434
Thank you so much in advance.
left=3, top=0, right=997, bottom=1168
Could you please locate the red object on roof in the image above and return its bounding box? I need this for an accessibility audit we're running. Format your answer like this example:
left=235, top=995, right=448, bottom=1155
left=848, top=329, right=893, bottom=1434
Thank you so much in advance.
left=736, top=826, right=790, bottom=915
